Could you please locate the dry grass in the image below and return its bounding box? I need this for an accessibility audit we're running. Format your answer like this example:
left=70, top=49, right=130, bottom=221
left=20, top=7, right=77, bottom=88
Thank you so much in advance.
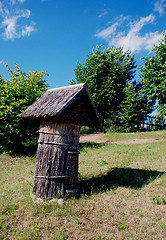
left=0, top=130, right=166, bottom=239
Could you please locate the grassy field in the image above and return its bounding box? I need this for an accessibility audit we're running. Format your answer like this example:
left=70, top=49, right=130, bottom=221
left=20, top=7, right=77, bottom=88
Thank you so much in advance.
left=104, top=130, right=166, bottom=141
left=0, top=130, right=166, bottom=239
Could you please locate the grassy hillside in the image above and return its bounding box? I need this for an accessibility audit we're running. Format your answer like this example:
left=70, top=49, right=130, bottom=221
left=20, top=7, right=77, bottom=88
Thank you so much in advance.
left=0, top=130, right=166, bottom=239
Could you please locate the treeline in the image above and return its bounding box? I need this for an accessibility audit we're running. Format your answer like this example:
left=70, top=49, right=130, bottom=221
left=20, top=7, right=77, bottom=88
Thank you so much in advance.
left=0, top=31, right=165, bottom=152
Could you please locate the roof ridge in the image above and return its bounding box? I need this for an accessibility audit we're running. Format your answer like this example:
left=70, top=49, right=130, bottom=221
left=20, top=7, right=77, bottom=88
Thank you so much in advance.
left=57, top=83, right=86, bottom=116
left=47, top=83, right=86, bottom=92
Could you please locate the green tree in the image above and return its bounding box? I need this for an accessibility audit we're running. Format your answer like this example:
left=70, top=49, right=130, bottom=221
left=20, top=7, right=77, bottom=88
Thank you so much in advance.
left=0, top=63, right=47, bottom=152
left=139, top=30, right=166, bottom=116
left=70, top=46, right=137, bottom=125
left=119, top=81, right=153, bottom=130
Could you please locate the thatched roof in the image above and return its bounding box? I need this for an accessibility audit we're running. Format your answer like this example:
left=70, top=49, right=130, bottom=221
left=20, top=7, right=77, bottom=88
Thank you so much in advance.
left=20, top=83, right=101, bottom=127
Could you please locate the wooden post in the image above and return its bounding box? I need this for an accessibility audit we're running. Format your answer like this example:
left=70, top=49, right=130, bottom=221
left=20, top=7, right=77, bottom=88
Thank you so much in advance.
left=137, top=113, right=140, bottom=132
left=32, top=118, right=81, bottom=199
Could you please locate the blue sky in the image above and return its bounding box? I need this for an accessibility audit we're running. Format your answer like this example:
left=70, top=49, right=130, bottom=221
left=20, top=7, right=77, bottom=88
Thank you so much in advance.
left=0, top=0, right=165, bottom=89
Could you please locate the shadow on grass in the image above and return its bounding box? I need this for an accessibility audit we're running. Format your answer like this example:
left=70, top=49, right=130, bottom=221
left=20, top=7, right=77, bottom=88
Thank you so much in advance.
left=79, top=168, right=165, bottom=195
left=9, top=141, right=38, bottom=157
left=9, top=141, right=104, bottom=157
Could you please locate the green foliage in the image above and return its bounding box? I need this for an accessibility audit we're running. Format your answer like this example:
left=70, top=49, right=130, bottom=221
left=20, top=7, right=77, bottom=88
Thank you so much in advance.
left=0, top=63, right=47, bottom=152
left=80, top=126, right=93, bottom=134
left=139, top=30, right=166, bottom=116
left=118, top=81, right=153, bottom=130
left=71, top=45, right=152, bottom=131
left=70, top=46, right=136, bottom=122
left=118, top=82, right=138, bottom=130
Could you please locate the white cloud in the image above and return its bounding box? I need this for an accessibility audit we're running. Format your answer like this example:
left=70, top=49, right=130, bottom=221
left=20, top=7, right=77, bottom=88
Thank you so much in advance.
left=154, top=0, right=166, bottom=16
left=21, top=22, right=35, bottom=36
left=9, top=0, right=25, bottom=5
left=96, top=22, right=119, bottom=39
left=0, top=1, right=35, bottom=40
left=98, top=9, right=109, bottom=18
left=0, top=2, right=2, bottom=12
left=0, top=2, right=9, bottom=18
left=2, top=16, right=17, bottom=39
left=1, top=9, right=35, bottom=40
left=128, top=14, right=155, bottom=36
left=96, top=15, right=129, bottom=39
left=95, top=14, right=163, bottom=53
left=145, top=31, right=163, bottom=50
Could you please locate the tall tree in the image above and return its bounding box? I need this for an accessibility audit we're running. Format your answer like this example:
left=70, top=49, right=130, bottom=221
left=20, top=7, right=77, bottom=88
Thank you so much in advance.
left=0, top=63, right=47, bottom=152
left=70, top=46, right=137, bottom=123
left=139, top=30, right=166, bottom=116
left=118, top=81, right=153, bottom=130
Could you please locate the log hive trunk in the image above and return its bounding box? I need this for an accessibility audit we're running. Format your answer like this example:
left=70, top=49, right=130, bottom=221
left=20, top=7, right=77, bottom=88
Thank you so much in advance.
left=32, top=118, right=81, bottom=199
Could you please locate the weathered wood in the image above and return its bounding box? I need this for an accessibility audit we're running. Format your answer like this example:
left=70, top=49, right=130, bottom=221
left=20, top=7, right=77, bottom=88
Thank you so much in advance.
left=20, top=83, right=101, bottom=128
left=20, top=83, right=102, bottom=199
left=34, top=172, right=79, bottom=179
left=32, top=119, right=81, bottom=199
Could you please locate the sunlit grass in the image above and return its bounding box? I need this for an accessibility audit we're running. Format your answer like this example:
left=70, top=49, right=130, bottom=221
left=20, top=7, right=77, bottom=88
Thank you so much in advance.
left=104, top=129, right=166, bottom=141
left=0, top=131, right=166, bottom=239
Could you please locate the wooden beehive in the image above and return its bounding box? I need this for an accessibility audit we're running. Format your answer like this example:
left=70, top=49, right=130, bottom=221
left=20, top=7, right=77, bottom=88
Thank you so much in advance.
left=21, top=83, right=101, bottom=199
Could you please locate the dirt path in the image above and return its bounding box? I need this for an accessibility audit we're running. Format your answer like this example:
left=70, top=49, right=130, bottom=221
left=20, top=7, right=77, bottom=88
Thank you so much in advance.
left=80, top=133, right=166, bottom=144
